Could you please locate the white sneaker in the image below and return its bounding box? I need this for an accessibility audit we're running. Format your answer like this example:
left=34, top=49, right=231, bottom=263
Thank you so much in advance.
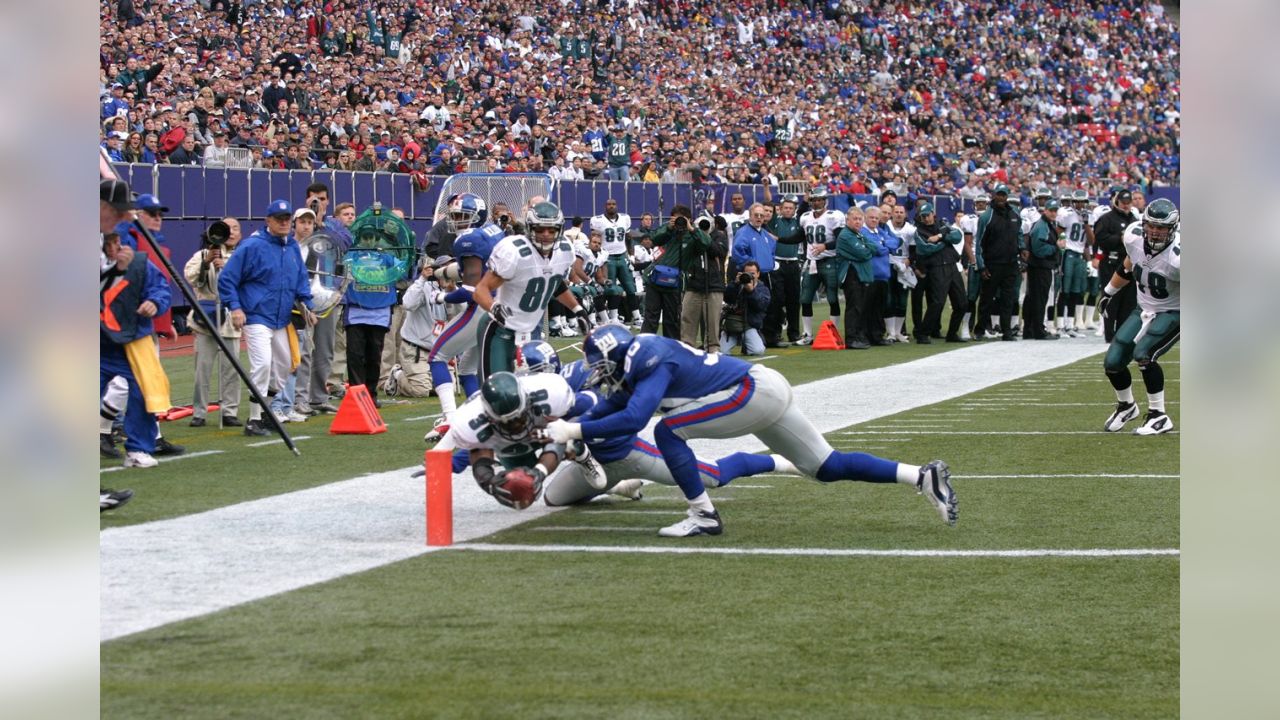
left=1103, top=402, right=1140, bottom=432
left=1133, top=411, right=1174, bottom=436
left=796, top=333, right=813, bottom=346
left=382, top=365, right=404, bottom=397
left=1094, top=324, right=1105, bottom=337
left=123, top=451, right=158, bottom=468
left=770, top=454, right=799, bottom=475
left=423, top=417, right=450, bottom=444
left=284, top=411, right=309, bottom=423
left=895, top=334, right=912, bottom=343
left=658, top=508, right=723, bottom=537
left=959, top=329, right=972, bottom=341
left=608, top=479, right=645, bottom=500
left=916, top=460, right=958, bottom=526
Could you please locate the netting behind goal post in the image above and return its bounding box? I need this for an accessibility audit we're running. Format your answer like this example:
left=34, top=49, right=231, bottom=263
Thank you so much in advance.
left=432, top=173, right=558, bottom=339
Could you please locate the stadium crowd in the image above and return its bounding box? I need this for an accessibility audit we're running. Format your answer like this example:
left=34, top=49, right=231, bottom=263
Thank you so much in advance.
left=100, top=0, right=1180, bottom=199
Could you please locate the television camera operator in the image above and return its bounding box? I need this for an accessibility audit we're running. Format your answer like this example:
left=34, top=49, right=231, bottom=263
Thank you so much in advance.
left=183, top=218, right=244, bottom=428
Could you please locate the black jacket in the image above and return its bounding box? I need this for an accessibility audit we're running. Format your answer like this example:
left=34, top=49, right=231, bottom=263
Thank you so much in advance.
left=1093, top=208, right=1134, bottom=260
left=723, top=280, right=771, bottom=331
left=686, top=228, right=728, bottom=293
left=976, top=205, right=1022, bottom=268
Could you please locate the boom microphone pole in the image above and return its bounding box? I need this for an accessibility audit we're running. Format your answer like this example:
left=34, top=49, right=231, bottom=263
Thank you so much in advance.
left=100, top=149, right=300, bottom=456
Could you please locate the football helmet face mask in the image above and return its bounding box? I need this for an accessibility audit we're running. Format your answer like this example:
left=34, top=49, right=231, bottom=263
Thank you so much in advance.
left=583, top=323, right=634, bottom=396
left=1142, top=198, right=1178, bottom=254
left=480, top=371, right=533, bottom=440
left=515, top=341, right=562, bottom=376
left=807, top=187, right=828, bottom=213
left=525, top=201, right=564, bottom=255
left=447, top=193, right=487, bottom=233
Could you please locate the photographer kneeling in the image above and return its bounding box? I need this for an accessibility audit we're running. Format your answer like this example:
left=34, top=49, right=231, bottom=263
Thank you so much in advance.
left=720, top=261, right=771, bottom=356
left=183, top=218, right=243, bottom=428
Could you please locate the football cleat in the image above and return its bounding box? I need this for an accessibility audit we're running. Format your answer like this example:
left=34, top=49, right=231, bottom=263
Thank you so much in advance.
left=243, top=420, right=270, bottom=437
left=1103, top=401, right=1139, bottom=432
left=423, top=416, right=450, bottom=444
left=796, top=333, right=813, bottom=346
left=100, top=433, right=122, bottom=459
left=608, top=479, right=645, bottom=501
left=917, top=460, right=958, bottom=526
left=1133, top=411, right=1174, bottom=436
left=153, top=437, right=185, bottom=456
left=100, top=488, right=134, bottom=512
left=123, top=451, right=158, bottom=469
left=658, top=508, right=724, bottom=537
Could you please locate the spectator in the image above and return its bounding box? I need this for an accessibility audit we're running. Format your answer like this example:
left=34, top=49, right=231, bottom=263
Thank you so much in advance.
left=183, top=218, right=243, bottom=428
left=218, top=199, right=315, bottom=436
left=680, top=214, right=728, bottom=353
left=203, top=129, right=231, bottom=167
left=720, top=261, right=770, bottom=357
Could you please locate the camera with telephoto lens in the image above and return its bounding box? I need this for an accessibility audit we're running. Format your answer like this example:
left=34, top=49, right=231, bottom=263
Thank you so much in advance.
left=673, top=216, right=689, bottom=231
left=203, top=220, right=231, bottom=247
left=737, top=272, right=754, bottom=286
left=695, top=216, right=713, bottom=233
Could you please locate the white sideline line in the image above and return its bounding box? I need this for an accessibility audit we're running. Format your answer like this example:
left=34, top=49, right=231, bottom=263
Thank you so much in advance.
left=458, top=543, right=1180, bottom=559
left=405, top=415, right=439, bottom=422
left=955, top=473, right=1179, bottom=479
left=532, top=526, right=652, bottom=533
left=959, top=402, right=1181, bottom=407
left=246, top=435, right=313, bottom=448
left=747, top=355, right=777, bottom=362
left=100, top=450, right=224, bottom=474
left=838, top=430, right=1179, bottom=436
left=576, top=509, right=687, bottom=515
left=101, top=339, right=1107, bottom=641
left=720, top=484, right=771, bottom=489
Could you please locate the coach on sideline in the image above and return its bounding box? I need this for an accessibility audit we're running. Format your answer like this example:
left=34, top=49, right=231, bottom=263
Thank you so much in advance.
left=218, top=199, right=315, bottom=437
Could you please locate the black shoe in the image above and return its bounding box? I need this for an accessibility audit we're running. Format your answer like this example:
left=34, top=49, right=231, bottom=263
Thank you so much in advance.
left=316, top=403, right=339, bottom=414
left=154, top=437, right=186, bottom=457
left=189, top=417, right=206, bottom=428
left=915, top=336, right=932, bottom=345
left=945, top=335, right=969, bottom=343
left=243, top=420, right=270, bottom=437
left=931, top=333, right=944, bottom=340
left=100, top=433, right=122, bottom=459
left=110, top=426, right=127, bottom=446
left=846, top=341, right=870, bottom=349
left=373, top=399, right=383, bottom=409
left=1001, top=335, right=1017, bottom=341
left=1034, top=334, right=1060, bottom=341
left=100, top=488, right=134, bottom=512
left=221, top=415, right=243, bottom=427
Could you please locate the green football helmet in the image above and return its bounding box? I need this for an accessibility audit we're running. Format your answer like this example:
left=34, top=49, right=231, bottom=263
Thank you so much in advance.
left=1072, top=189, right=1090, bottom=209
left=480, top=371, right=532, bottom=440
left=525, top=201, right=565, bottom=255
left=1141, top=198, right=1178, bottom=254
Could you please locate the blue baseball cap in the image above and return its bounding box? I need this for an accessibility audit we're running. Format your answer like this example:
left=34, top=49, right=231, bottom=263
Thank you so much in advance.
left=136, top=194, right=169, bottom=213
left=265, top=199, right=292, bottom=217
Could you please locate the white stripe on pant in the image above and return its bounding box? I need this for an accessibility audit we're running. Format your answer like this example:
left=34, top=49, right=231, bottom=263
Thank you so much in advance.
left=243, top=324, right=291, bottom=421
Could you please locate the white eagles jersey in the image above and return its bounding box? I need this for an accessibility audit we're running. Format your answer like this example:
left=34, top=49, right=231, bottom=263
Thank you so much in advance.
left=800, top=209, right=845, bottom=260
left=444, top=373, right=577, bottom=464
left=1056, top=207, right=1087, bottom=253
left=1020, top=206, right=1042, bottom=235
left=573, top=239, right=606, bottom=278
left=721, top=211, right=750, bottom=240
left=589, top=213, right=631, bottom=255
left=957, top=213, right=979, bottom=237
left=886, top=221, right=915, bottom=261
left=489, top=234, right=577, bottom=332
left=1122, top=222, right=1181, bottom=313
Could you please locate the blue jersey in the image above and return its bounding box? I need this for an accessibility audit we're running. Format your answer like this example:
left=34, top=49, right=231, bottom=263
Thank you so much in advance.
left=453, top=223, right=503, bottom=263
left=584, top=129, right=607, bottom=161
left=580, top=335, right=752, bottom=443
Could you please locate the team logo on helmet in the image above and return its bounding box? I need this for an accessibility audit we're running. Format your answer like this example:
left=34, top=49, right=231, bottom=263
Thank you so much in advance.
left=447, top=193, right=487, bottom=233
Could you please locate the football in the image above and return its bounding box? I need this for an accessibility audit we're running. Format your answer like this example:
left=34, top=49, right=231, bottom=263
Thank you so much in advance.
left=502, top=468, right=540, bottom=510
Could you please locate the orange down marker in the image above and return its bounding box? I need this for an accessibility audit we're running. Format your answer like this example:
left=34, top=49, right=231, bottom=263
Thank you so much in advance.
left=425, top=449, right=453, bottom=546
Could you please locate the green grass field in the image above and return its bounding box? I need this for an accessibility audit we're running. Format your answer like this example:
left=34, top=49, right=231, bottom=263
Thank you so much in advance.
left=100, top=330, right=1179, bottom=719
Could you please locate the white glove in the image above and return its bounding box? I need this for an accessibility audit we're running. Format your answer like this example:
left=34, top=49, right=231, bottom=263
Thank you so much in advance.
left=431, top=290, right=448, bottom=304
left=543, top=420, right=583, bottom=444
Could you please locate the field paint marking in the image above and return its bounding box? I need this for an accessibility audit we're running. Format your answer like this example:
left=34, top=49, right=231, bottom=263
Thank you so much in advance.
left=246, top=435, right=313, bottom=448
left=459, top=543, right=1180, bottom=559
left=100, top=450, right=224, bottom=474
left=747, top=355, right=777, bottom=362
left=101, top=339, right=1105, bottom=641
left=719, top=484, right=772, bottom=489
left=959, top=402, right=1180, bottom=407
left=575, top=509, right=691, bottom=515
left=955, top=473, right=1179, bottom=479
left=531, top=526, right=652, bottom=533
left=839, top=430, right=1179, bottom=436
left=405, top=415, right=439, bottom=422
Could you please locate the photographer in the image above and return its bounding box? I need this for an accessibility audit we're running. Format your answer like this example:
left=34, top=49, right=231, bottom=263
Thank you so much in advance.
left=183, top=217, right=243, bottom=428
left=679, top=213, right=727, bottom=353
left=388, top=255, right=457, bottom=397
left=644, top=205, right=709, bottom=339
left=720, top=261, right=771, bottom=357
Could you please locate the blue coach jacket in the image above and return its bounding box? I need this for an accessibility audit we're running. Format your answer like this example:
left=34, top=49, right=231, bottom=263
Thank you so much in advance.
left=218, top=228, right=312, bottom=330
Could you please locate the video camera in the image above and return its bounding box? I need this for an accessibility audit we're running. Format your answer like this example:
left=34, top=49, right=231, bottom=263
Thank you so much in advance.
left=203, top=220, right=231, bottom=247
left=695, top=216, right=714, bottom=233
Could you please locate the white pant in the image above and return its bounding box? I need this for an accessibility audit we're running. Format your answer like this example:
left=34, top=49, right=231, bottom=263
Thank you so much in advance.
left=243, top=324, right=291, bottom=420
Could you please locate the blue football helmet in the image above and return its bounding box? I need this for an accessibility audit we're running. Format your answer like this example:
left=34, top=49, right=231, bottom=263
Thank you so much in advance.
left=447, top=193, right=487, bottom=233
left=583, top=323, right=635, bottom=396
left=515, top=341, right=561, bottom=376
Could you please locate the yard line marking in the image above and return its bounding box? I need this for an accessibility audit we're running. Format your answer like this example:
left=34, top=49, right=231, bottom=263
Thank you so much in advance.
left=865, top=425, right=958, bottom=430
left=719, top=484, right=772, bottom=489
left=100, top=450, right=224, bottom=474
left=958, top=402, right=1180, bottom=407
left=405, top=415, right=439, bottom=422
left=955, top=473, right=1179, bottom=479
left=459, top=543, right=1180, bottom=559
left=839, top=430, right=1179, bottom=436
left=575, top=509, right=690, bottom=515
left=246, top=435, right=313, bottom=448
left=102, top=339, right=1106, bottom=641
left=531, top=526, right=652, bottom=533
left=747, top=355, right=777, bottom=362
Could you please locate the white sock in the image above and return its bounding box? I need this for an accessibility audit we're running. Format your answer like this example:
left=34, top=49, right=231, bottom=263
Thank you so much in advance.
left=99, top=403, right=119, bottom=434
left=770, top=454, right=799, bottom=475
left=1056, top=315, right=1066, bottom=330
left=1116, top=386, right=1134, bottom=404
left=1148, top=391, right=1165, bottom=413
left=595, top=311, right=608, bottom=325
left=688, top=491, right=715, bottom=514
left=961, top=312, right=971, bottom=329
left=895, top=463, right=921, bottom=485
left=1075, top=305, right=1086, bottom=326
left=801, top=317, right=813, bottom=336
left=1065, top=317, right=1075, bottom=331
left=436, top=383, right=457, bottom=416
left=607, top=309, right=619, bottom=322
left=990, top=314, right=1000, bottom=331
